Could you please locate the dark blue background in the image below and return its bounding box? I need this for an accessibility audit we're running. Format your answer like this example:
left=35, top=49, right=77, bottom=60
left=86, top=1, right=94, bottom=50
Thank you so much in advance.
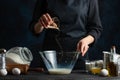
left=0, top=0, right=120, bottom=67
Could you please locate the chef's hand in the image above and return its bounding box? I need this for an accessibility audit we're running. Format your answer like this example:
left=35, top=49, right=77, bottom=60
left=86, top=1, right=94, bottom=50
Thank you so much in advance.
left=39, top=13, right=58, bottom=28
left=34, top=13, right=58, bottom=33
left=77, top=35, right=94, bottom=56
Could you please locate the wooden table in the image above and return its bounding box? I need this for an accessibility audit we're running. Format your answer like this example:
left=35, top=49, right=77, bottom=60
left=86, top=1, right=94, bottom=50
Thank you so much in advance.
left=0, top=70, right=120, bottom=80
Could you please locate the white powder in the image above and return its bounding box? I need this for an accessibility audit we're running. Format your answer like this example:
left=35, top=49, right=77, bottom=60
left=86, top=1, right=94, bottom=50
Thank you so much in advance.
left=48, top=68, right=72, bottom=74
left=6, top=53, right=29, bottom=65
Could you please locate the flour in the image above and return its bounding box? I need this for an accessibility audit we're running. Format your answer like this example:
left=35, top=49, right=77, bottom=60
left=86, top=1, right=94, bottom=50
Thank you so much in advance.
left=48, top=68, right=72, bottom=74
left=6, top=53, right=30, bottom=65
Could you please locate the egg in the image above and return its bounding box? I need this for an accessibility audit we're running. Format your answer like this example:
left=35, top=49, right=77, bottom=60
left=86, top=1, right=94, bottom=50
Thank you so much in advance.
left=100, top=69, right=109, bottom=76
left=0, top=69, right=8, bottom=76
left=12, top=68, right=21, bottom=75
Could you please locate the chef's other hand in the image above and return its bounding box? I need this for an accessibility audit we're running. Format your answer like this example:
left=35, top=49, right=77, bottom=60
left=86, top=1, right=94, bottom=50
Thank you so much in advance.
left=77, top=35, right=94, bottom=56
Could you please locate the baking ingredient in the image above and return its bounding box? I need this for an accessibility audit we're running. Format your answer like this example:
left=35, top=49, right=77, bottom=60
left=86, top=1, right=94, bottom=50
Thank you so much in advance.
left=48, top=68, right=71, bottom=74
left=0, top=69, right=7, bottom=76
left=6, top=53, right=29, bottom=65
left=12, top=68, right=21, bottom=75
left=100, top=69, right=109, bottom=76
left=6, top=47, right=33, bottom=66
left=107, top=62, right=117, bottom=76
left=90, top=67, right=101, bottom=74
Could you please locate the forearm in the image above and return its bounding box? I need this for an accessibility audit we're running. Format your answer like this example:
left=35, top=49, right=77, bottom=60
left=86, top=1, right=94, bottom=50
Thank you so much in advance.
left=86, top=0, right=103, bottom=45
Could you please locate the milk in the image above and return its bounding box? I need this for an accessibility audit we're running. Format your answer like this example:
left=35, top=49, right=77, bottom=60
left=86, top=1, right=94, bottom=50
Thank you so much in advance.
left=48, top=68, right=72, bottom=74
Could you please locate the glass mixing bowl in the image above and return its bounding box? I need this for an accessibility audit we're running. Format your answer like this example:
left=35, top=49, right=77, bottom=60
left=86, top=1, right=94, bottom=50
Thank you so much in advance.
left=39, top=50, right=79, bottom=74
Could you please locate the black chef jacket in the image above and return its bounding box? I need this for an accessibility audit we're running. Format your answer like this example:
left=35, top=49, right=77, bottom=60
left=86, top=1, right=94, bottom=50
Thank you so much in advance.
left=29, top=0, right=103, bottom=69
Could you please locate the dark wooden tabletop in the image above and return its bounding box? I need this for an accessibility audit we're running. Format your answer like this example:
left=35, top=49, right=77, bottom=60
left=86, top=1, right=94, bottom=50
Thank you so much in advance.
left=0, top=70, right=120, bottom=80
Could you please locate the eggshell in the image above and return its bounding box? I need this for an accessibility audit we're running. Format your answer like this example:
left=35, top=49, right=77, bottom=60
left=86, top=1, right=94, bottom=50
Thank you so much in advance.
left=12, top=68, right=21, bottom=75
left=0, top=69, right=7, bottom=76
left=100, top=69, right=109, bottom=76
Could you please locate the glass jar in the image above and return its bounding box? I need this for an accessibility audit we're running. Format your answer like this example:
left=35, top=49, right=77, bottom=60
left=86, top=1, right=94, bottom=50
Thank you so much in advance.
left=6, top=47, right=33, bottom=65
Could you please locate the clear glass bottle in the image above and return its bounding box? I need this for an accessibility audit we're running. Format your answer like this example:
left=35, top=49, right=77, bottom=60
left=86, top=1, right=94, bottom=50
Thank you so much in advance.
left=107, top=46, right=117, bottom=76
